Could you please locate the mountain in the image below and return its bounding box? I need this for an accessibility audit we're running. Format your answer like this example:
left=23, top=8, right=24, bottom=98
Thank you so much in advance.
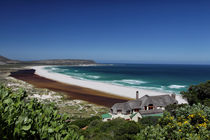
left=0, top=55, right=96, bottom=65
left=0, top=56, right=20, bottom=65
left=23, top=59, right=96, bottom=65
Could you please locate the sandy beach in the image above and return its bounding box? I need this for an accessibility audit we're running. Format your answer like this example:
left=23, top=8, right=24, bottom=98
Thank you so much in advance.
left=31, top=66, right=188, bottom=104
left=10, top=68, right=132, bottom=107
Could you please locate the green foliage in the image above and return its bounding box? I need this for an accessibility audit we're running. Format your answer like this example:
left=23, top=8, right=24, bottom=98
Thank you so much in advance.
left=136, top=125, right=166, bottom=140
left=70, top=116, right=100, bottom=129
left=81, top=118, right=140, bottom=140
left=0, top=85, right=83, bottom=140
left=138, top=116, right=161, bottom=128
left=174, top=103, right=210, bottom=120
left=165, top=104, right=187, bottom=117
left=181, top=80, right=210, bottom=106
left=136, top=104, right=210, bottom=140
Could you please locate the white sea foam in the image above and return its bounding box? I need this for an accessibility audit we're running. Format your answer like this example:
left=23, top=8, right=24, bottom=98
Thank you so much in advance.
left=168, top=85, right=186, bottom=89
left=117, top=79, right=147, bottom=85
left=51, top=67, right=58, bottom=71
left=86, top=75, right=100, bottom=79
left=139, top=86, right=166, bottom=92
left=31, top=66, right=188, bottom=104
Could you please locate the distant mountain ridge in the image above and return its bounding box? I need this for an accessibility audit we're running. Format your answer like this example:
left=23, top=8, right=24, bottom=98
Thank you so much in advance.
left=0, top=55, right=20, bottom=65
left=0, top=55, right=96, bottom=65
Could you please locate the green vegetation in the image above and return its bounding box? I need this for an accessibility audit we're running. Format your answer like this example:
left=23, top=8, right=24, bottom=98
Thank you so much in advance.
left=0, top=85, right=83, bottom=140
left=80, top=118, right=140, bottom=140
left=136, top=104, right=210, bottom=140
left=181, top=80, right=210, bottom=106
left=138, top=116, right=161, bottom=127
left=70, top=116, right=101, bottom=129
left=1, top=80, right=210, bottom=140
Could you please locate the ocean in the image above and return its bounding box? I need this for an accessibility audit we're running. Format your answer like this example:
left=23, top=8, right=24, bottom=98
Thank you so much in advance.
left=44, top=64, right=210, bottom=94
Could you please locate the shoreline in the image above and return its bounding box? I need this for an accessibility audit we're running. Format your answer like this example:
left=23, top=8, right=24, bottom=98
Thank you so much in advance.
left=10, top=69, right=131, bottom=107
left=31, top=66, right=188, bottom=104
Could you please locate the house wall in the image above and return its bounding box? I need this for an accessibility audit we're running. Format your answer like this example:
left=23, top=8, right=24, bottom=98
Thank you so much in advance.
left=156, top=106, right=165, bottom=110
left=131, top=113, right=142, bottom=122
left=112, top=114, right=130, bottom=120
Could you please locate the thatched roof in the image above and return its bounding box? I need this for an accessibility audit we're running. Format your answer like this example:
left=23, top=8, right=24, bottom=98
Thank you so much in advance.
left=111, top=102, right=131, bottom=114
left=127, top=100, right=142, bottom=109
left=139, top=94, right=178, bottom=108
left=111, top=94, right=177, bottom=114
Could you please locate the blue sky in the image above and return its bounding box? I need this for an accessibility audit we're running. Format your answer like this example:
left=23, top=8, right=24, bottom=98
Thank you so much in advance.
left=0, top=0, right=210, bottom=64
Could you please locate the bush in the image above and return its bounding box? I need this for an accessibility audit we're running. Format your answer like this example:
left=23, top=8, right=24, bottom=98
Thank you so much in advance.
left=165, top=104, right=187, bottom=117
left=0, top=85, right=83, bottom=140
left=138, top=116, right=161, bottom=127
left=70, top=116, right=100, bottom=129
left=83, top=118, right=140, bottom=140
left=181, top=80, right=210, bottom=106
left=136, top=104, right=210, bottom=140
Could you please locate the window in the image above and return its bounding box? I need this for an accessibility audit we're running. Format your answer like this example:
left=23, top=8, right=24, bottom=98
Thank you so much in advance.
left=148, top=104, right=153, bottom=110
left=117, top=110, right=122, bottom=113
left=144, top=106, right=147, bottom=110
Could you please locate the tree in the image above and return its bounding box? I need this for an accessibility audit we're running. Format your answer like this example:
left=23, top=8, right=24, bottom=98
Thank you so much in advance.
left=181, top=81, right=210, bottom=106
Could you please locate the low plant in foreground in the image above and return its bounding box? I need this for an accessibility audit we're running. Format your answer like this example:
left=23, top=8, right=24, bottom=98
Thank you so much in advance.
left=0, top=85, right=83, bottom=140
left=136, top=104, right=210, bottom=140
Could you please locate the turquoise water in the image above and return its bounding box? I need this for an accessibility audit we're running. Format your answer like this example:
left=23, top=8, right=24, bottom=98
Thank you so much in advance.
left=45, top=64, right=210, bottom=94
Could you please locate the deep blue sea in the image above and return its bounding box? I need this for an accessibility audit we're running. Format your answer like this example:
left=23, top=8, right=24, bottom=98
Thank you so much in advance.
left=45, top=64, right=210, bottom=94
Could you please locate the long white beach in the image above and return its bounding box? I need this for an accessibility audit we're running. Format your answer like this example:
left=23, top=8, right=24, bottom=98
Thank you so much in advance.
left=31, top=66, right=188, bottom=104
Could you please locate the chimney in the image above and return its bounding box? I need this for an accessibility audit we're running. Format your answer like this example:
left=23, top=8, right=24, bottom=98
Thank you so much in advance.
left=171, top=93, right=176, bottom=99
left=136, top=91, right=139, bottom=99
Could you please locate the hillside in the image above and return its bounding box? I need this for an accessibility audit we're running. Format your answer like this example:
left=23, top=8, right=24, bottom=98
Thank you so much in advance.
left=0, top=55, right=20, bottom=65
left=23, top=59, right=96, bottom=65
left=0, top=55, right=96, bottom=65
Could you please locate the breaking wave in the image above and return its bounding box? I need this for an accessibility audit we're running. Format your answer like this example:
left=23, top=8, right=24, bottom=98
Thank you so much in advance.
left=168, top=85, right=186, bottom=89
left=86, top=75, right=101, bottom=79
left=113, top=79, right=147, bottom=85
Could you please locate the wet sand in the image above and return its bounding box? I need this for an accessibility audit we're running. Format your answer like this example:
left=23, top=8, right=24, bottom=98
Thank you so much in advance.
left=10, top=69, right=131, bottom=107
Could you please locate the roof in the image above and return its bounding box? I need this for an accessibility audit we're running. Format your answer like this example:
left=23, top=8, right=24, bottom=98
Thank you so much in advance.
left=130, top=113, right=137, bottom=119
left=139, top=95, right=178, bottom=108
left=111, top=94, right=178, bottom=114
left=102, top=113, right=112, bottom=119
left=111, top=102, right=131, bottom=114
left=127, top=100, right=142, bottom=109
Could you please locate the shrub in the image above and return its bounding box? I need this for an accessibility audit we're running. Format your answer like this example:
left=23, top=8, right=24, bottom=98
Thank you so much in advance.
left=136, top=105, right=210, bottom=140
left=165, top=104, right=187, bottom=117
left=0, top=85, right=83, bottom=140
left=181, top=80, right=210, bottom=106
left=83, top=118, right=140, bottom=140
left=138, top=116, right=161, bottom=127
left=70, top=116, right=100, bottom=129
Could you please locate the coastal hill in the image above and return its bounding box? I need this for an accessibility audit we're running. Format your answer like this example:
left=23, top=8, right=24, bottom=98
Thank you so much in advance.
left=24, top=59, right=96, bottom=65
left=0, top=55, right=96, bottom=65
left=0, top=55, right=20, bottom=65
